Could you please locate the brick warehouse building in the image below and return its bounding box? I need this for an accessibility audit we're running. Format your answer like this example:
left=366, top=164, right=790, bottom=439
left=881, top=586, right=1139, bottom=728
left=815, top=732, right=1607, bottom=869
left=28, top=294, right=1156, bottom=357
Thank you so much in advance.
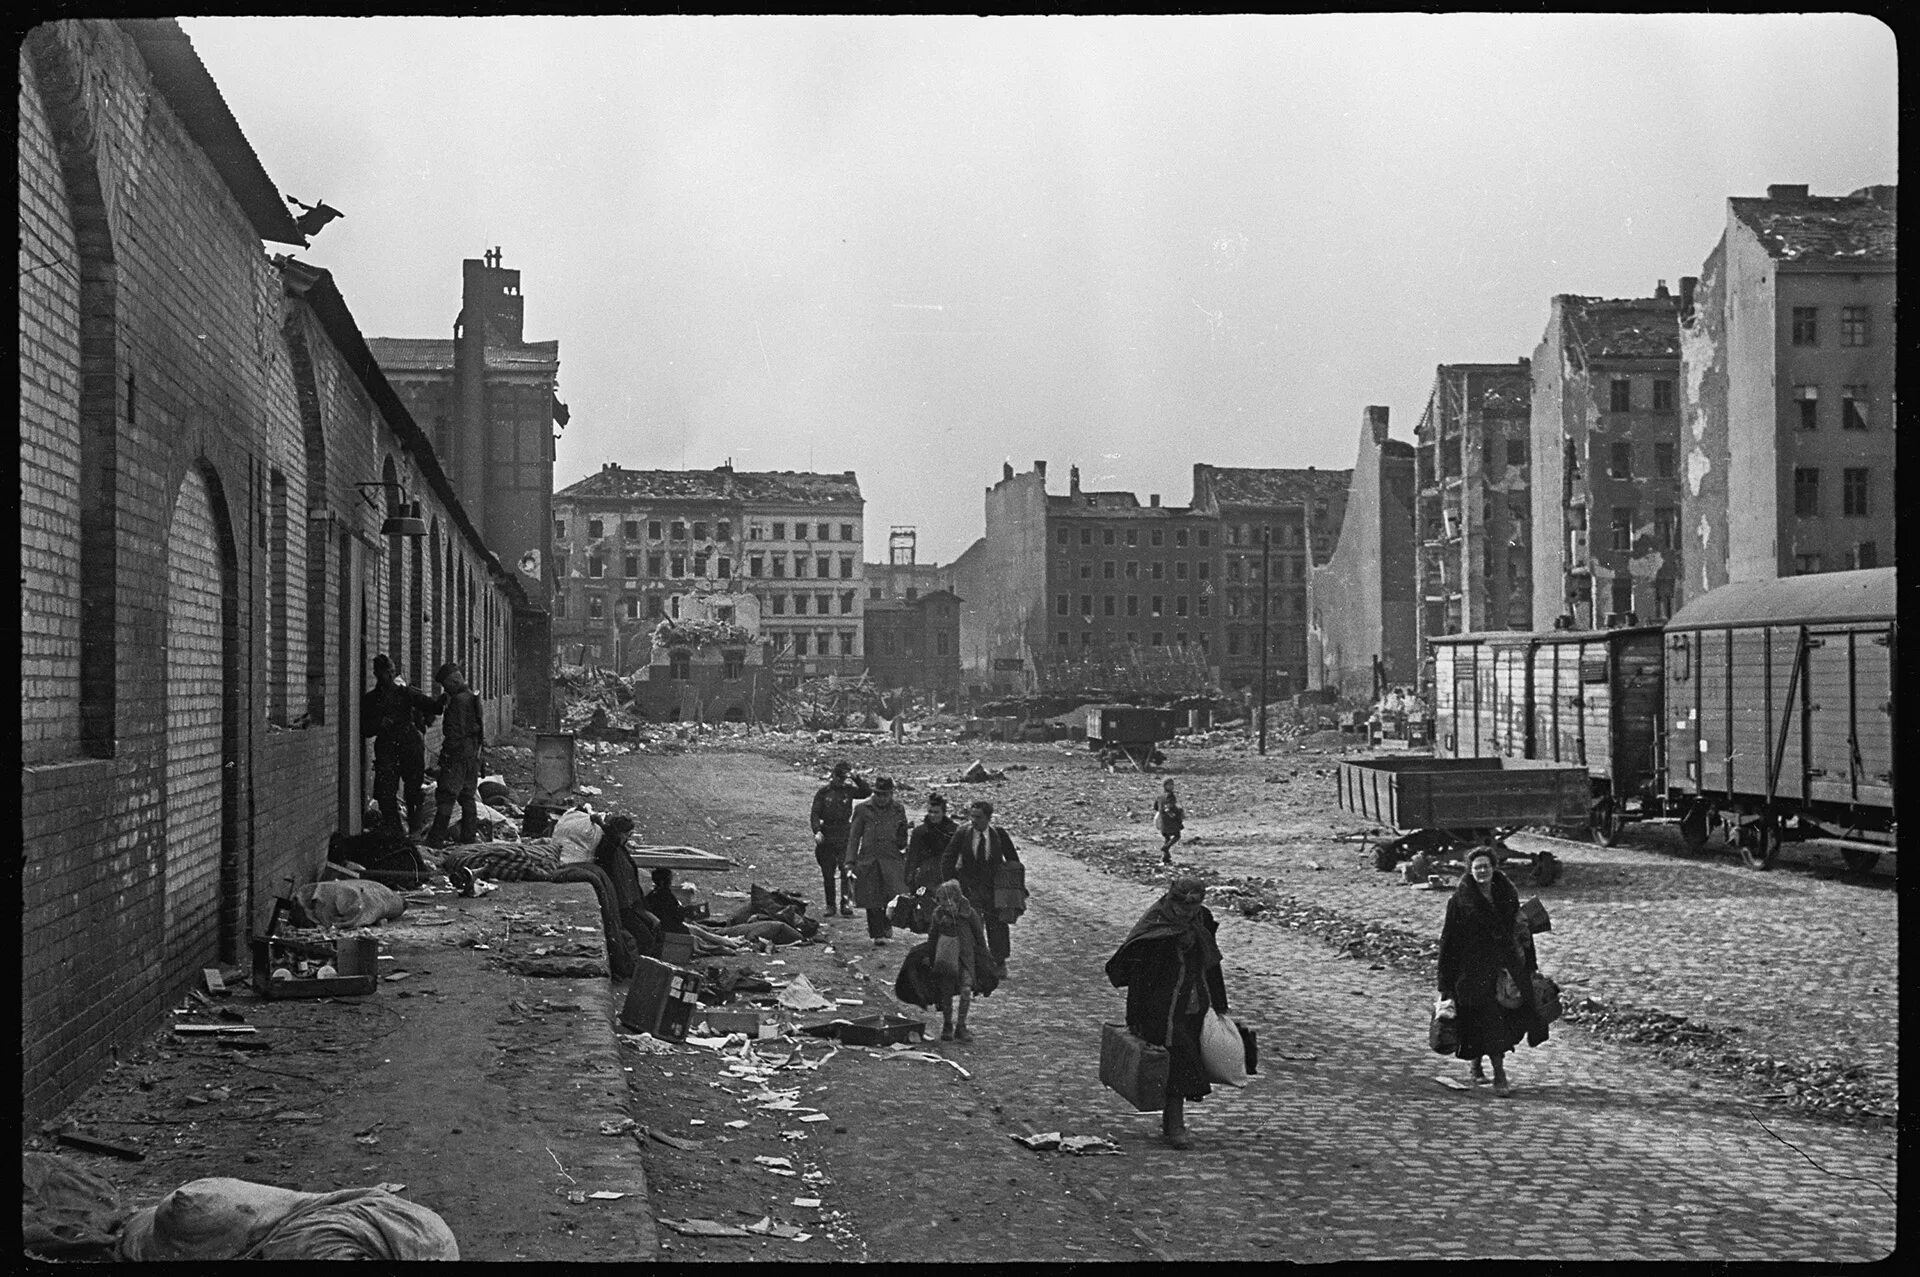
left=1678, top=184, right=1896, bottom=593
left=19, top=19, right=525, bottom=1123
left=551, top=463, right=865, bottom=689
left=368, top=250, right=563, bottom=727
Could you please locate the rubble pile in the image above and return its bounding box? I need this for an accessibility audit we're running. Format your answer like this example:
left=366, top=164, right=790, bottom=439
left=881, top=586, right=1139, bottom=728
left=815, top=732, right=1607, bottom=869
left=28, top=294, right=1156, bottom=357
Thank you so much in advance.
left=771, top=675, right=890, bottom=731
left=554, top=665, right=645, bottom=738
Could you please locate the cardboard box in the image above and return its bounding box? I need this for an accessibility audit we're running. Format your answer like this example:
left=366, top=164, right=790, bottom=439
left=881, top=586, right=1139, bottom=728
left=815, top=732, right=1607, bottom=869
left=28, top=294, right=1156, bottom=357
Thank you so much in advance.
left=621, top=956, right=699, bottom=1035
left=1099, top=1023, right=1169, bottom=1111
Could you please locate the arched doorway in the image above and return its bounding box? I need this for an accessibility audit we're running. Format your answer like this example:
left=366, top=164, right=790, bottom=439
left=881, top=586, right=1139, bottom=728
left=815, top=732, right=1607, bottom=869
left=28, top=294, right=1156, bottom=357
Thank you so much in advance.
left=165, top=464, right=240, bottom=972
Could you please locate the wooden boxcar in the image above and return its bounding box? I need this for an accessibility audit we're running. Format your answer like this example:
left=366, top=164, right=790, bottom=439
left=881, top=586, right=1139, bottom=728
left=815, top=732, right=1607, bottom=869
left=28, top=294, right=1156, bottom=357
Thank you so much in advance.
left=1431, top=625, right=1665, bottom=843
left=1663, top=567, right=1896, bottom=870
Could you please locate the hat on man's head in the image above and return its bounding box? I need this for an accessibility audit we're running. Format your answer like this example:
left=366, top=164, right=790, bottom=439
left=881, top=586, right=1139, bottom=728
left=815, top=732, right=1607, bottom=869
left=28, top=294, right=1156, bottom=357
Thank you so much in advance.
left=831, top=760, right=852, bottom=777
left=872, top=775, right=895, bottom=792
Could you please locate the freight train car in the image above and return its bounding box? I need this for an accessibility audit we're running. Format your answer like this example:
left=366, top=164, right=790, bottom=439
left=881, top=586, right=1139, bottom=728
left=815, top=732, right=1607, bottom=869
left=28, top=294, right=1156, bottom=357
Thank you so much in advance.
left=1431, top=625, right=1665, bottom=844
left=1663, top=567, right=1896, bottom=871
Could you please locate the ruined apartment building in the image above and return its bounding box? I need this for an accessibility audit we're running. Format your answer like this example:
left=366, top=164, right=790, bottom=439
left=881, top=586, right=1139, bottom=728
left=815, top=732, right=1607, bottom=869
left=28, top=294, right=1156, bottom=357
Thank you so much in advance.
left=953, top=461, right=1348, bottom=699
left=1307, top=407, right=1416, bottom=702
left=1679, top=184, right=1896, bottom=592
left=1191, top=463, right=1353, bottom=700
left=863, top=589, right=964, bottom=694
left=1414, top=361, right=1534, bottom=654
left=368, top=251, right=564, bottom=724
left=1530, top=287, right=1685, bottom=629
left=864, top=526, right=955, bottom=601
left=551, top=464, right=865, bottom=685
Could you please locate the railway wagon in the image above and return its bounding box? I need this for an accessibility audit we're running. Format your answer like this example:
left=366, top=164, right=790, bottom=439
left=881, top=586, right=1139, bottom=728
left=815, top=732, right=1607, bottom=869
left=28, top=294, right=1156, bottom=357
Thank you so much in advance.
left=1664, top=567, right=1896, bottom=871
left=1431, top=625, right=1665, bottom=843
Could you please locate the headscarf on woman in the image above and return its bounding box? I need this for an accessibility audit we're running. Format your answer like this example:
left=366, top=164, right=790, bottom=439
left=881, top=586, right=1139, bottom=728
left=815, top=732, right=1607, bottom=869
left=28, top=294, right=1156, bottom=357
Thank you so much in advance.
left=1105, top=876, right=1229, bottom=1107
left=1111, top=876, right=1222, bottom=972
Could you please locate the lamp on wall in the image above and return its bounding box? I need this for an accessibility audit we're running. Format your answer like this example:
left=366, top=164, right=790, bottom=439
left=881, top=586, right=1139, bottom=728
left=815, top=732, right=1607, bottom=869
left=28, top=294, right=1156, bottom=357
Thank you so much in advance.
left=354, top=482, right=428, bottom=538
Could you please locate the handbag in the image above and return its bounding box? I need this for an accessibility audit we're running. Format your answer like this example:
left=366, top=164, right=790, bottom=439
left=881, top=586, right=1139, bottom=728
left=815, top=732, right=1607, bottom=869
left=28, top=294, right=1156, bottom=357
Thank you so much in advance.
left=932, top=933, right=962, bottom=982
left=1532, top=972, right=1562, bottom=1024
left=1495, top=968, right=1525, bottom=1010
left=886, top=893, right=918, bottom=931
left=1429, top=1000, right=1460, bottom=1054
left=1520, top=896, right=1551, bottom=934
left=1236, top=1019, right=1258, bottom=1075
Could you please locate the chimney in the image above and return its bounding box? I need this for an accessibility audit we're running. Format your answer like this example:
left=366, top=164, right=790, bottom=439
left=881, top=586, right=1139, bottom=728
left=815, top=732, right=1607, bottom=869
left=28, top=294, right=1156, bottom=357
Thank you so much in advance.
left=1767, top=184, right=1810, bottom=201
left=1069, top=466, right=1081, bottom=496
left=1034, top=460, right=1047, bottom=482
left=1366, top=405, right=1390, bottom=444
left=1150, top=494, right=1161, bottom=508
left=1002, top=462, right=1014, bottom=482
left=1654, top=279, right=1670, bottom=300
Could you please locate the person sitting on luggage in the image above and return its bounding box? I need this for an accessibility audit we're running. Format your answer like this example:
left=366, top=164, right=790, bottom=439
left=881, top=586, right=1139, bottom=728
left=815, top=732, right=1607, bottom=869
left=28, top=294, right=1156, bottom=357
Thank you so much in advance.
left=647, top=867, right=690, bottom=935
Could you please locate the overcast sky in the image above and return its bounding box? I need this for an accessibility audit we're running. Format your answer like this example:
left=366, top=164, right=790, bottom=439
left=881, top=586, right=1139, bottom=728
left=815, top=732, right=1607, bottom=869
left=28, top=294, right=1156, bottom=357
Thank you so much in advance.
left=182, top=14, right=1897, bottom=564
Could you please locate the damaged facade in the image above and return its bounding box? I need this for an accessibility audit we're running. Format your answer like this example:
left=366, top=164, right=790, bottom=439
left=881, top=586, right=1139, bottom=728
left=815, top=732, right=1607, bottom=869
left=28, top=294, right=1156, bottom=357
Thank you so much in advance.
left=1530, top=287, right=1685, bottom=629
left=1414, top=361, right=1534, bottom=655
left=1307, top=407, right=1416, bottom=702
left=1678, top=184, right=1897, bottom=592
left=550, top=464, right=865, bottom=688
left=368, top=252, right=563, bottom=728
left=19, top=19, right=524, bottom=1123
left=1190, top=463, right=1352, bottom=699
left=951, top=460, right=1348, bottom=698
left=863, top=590, right=964, bottom=695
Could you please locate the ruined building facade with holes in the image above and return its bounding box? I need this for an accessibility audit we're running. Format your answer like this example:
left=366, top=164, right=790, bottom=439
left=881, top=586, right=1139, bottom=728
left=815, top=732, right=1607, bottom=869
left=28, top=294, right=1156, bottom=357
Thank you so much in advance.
left=1678, top=184, right=1896, bottom=594
left=19, top=19, right=526, bottom=1123
left=1530, top=287, right=1687, bottom=630
left=550, top=464, right=866, bottom=692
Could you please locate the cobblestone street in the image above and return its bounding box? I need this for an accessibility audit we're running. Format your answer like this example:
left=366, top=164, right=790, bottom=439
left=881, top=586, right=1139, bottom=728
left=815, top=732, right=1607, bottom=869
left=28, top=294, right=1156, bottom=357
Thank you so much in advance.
left=619, top=743, right=1898, bottom=1262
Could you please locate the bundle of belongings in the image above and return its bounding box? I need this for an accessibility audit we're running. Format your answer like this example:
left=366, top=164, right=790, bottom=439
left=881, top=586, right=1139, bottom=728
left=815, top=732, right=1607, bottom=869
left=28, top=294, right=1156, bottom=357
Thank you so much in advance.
left=22, top=1153, right=459, bottom=1261
left=288, top=878, right=408, bottom=929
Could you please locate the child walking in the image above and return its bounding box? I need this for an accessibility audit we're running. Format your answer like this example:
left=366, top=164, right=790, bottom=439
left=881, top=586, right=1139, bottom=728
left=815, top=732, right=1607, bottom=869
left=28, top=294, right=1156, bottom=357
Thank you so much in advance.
left=1153, top=778, right=1186, bottom=864
left=927, top=880, right=992, bottom=1042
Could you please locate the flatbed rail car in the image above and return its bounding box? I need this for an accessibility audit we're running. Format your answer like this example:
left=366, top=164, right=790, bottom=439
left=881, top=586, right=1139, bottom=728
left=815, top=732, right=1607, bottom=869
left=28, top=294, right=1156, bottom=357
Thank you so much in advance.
left=1664, top=567, right=1896, bottom=872
left=1431, top=625, right=1665, bottom=845
left=1336, top=756, right=1591, bottom=884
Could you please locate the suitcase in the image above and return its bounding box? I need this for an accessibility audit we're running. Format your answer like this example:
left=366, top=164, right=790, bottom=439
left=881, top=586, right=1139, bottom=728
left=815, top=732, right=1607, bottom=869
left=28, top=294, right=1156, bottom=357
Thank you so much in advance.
left=621, top=955, right=698, bottom=1034
left=992, top=860, right=1028, bottom=922
left=1099, top=1023, right=1169, bottom=1111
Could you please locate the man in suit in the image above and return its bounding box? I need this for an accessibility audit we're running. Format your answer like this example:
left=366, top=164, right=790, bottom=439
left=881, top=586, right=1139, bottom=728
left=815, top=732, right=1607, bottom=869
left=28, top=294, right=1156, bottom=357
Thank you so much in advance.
left=942, top=798, right=1022, bottom=964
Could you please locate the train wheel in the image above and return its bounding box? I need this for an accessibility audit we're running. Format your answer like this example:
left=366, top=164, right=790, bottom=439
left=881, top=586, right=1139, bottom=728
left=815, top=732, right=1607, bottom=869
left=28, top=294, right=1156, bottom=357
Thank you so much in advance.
left=1531, top=850, right=1563, bottom=887
left=1738, top=821, right=1779, bottom=871
left=1840, top=848, right=1880, bottom=875
left=1588, top=798, right=1623, bottom=848
left=1679, top=804, right=1711, bottom=855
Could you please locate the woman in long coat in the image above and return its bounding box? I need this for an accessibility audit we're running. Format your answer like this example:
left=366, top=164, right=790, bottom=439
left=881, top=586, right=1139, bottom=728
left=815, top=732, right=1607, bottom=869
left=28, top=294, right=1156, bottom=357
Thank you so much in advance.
left=1104, top=876, right=1229, bottom=1149
left=1437, top=844, right=1546, bottom=1096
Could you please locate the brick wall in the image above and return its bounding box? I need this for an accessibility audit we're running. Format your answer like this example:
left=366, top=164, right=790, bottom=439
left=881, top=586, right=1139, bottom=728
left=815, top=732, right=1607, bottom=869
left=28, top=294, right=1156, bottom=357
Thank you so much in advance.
left=18, top=21, right=521, bottom=1124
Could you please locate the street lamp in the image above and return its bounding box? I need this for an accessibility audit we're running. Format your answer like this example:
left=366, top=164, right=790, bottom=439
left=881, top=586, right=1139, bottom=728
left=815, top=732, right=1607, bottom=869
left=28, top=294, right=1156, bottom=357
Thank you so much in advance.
left=1258, top=525, right=1270, bottom=756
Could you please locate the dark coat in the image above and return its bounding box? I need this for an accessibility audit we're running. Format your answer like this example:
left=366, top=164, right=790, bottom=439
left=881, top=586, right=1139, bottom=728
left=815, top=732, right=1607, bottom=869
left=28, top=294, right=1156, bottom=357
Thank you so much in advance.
left=1105, top=908, right=1229, bottom=1102
left=941, top=824, right=1020, bottom=914
left=810, top=777, right=871, bottom=849
left=1436, top=869, right=1546, bottom=1058
left=905, top=816, right=959, bottom=893
left=362, top=680, right=440, bottom=760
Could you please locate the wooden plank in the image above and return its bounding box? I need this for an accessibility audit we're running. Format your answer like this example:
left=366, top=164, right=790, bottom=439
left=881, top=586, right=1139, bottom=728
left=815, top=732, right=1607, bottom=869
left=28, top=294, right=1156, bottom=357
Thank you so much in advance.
left=626, top=845, right=734, bottom=872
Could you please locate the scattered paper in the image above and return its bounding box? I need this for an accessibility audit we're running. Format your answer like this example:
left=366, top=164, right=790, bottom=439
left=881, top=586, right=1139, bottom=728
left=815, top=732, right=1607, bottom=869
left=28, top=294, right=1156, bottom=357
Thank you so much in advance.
left=746, top=1216, right=809, bottom=1240
left=792, top=1197, right=822, bottom=1208
left=777, top=975, right=836, bottom=1013
left=725, top=1120, right=750, bottom=1129
left=1434, top=1076, right=1469, bottom=1091
left=599, top=1118, right=639, bottom=1137
left=1059, top=1135, right=1123, bottom=1156
left=833, top=998, right=864, bottom=1006
left=663, top=1218, right=753, bottom=1238
left=797, top=1113, right=830, bottom=1123
left=587, top=1190, right=627, bottom=1201
left=1011, top=1132, right=1062, bottom=1151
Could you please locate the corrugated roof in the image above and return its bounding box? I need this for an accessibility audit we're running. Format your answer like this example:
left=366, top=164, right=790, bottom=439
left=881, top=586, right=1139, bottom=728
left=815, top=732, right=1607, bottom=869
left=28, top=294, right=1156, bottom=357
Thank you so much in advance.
left=1559, top=296, right=1681, bottom=361
left=555, top=467, right=862, bottom=504
left=367, top=337, right=455, bottom=372
left=1730, top=190, right=1897, bottom=265
left=1665, top=568, right=1896, bottom=630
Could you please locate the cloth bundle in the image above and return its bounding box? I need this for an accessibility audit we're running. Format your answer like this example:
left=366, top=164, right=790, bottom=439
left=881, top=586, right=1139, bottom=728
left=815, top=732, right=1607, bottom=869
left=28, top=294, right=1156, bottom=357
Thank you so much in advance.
left=438, top=840, right=561, bottom=882
left=116, top=1177, right=458, bottom=1261
left=289, top=879, right=407, bottom=929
